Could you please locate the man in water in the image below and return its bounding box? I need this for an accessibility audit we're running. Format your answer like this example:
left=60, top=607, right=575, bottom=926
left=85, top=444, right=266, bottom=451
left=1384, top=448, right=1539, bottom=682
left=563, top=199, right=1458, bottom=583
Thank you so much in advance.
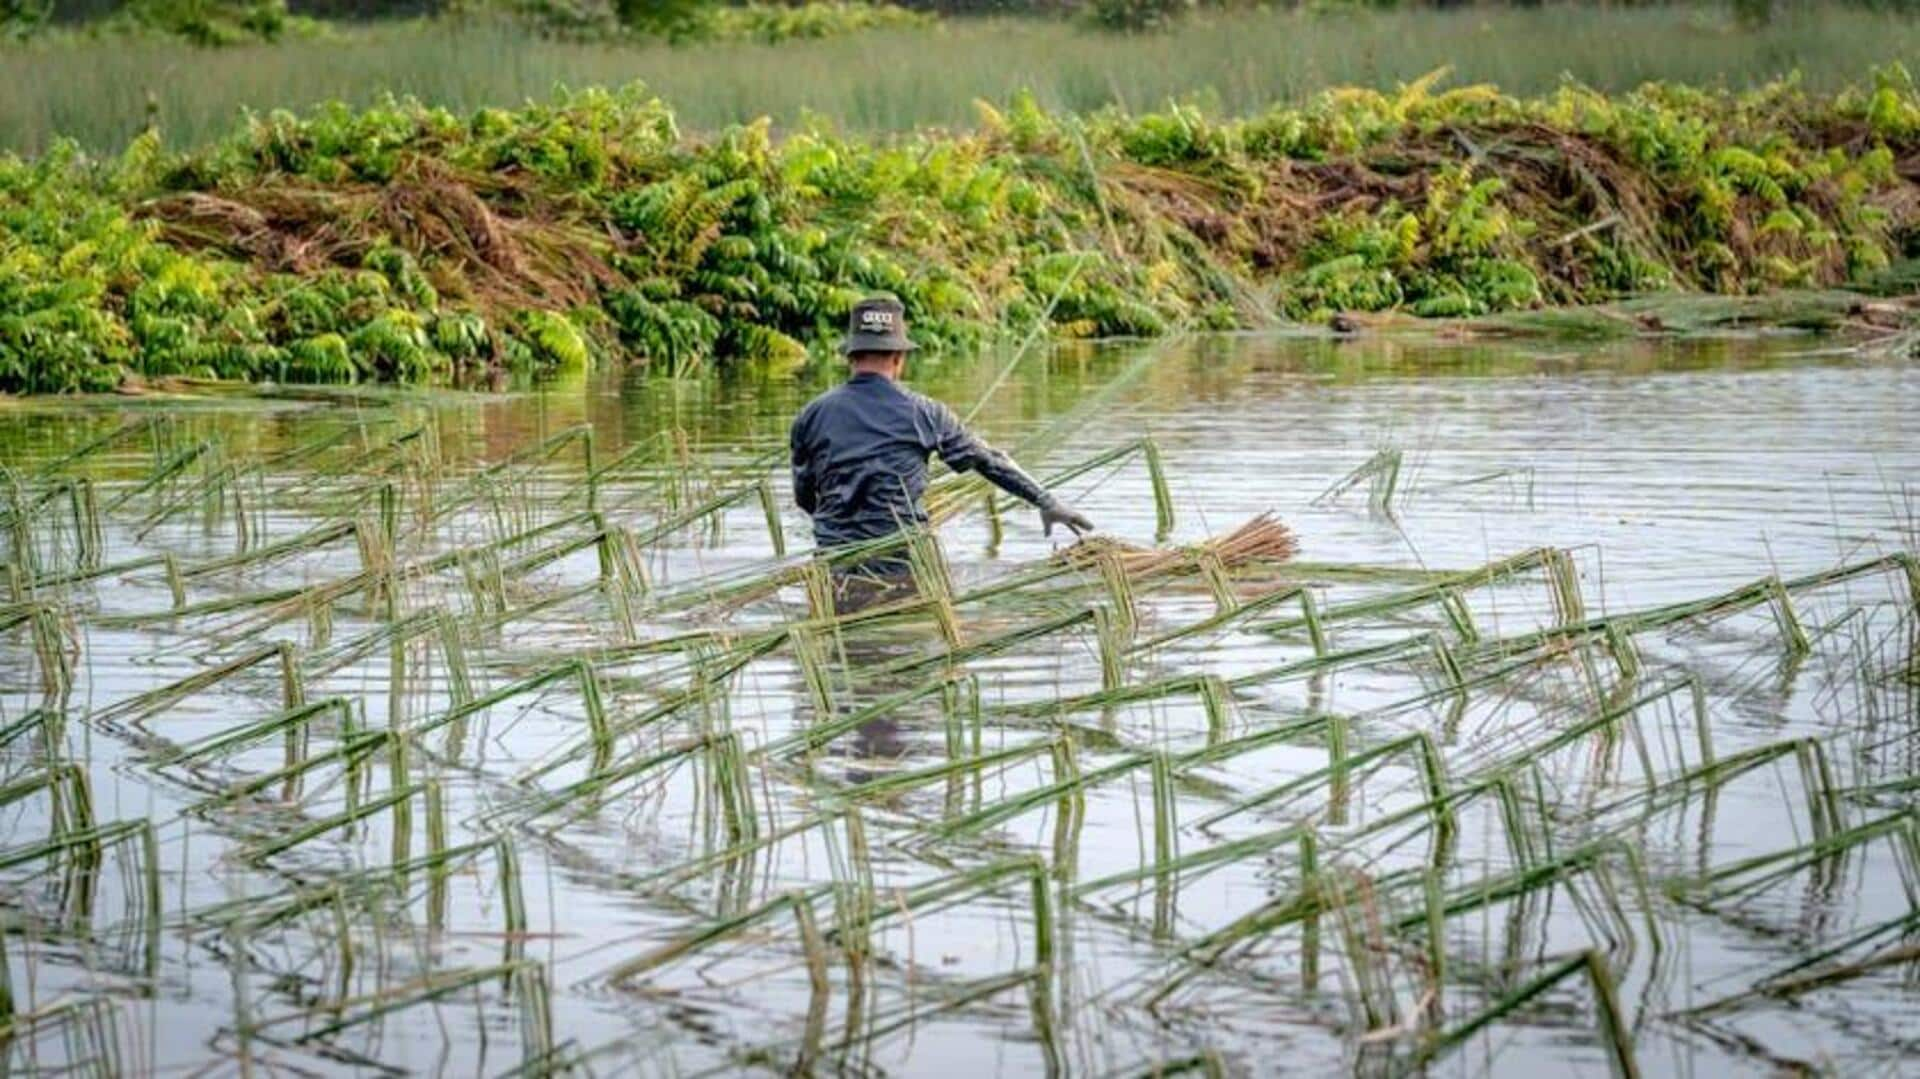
left=790, top=295, right=1094, bottom=606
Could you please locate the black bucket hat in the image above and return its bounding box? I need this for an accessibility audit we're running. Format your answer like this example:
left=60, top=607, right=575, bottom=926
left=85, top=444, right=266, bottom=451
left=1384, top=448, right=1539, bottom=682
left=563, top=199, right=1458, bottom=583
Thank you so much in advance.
left=839, top=295, right=918, bottom=355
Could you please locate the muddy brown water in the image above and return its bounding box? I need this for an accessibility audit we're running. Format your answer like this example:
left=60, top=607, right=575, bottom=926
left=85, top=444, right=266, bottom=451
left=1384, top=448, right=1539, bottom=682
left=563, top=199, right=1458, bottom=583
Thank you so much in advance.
left=0, top=333, right=1915, bottom=1076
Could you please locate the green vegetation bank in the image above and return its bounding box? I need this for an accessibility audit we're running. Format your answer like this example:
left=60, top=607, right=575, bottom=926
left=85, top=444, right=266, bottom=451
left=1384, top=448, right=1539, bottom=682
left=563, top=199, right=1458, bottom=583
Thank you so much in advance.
left=3, top=70, right=1918, bottom=392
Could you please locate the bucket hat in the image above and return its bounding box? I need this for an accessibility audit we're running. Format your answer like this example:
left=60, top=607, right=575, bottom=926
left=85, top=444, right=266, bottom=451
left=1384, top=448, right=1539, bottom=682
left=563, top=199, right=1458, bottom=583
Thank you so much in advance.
left=839, top=295, right=918, bottom=355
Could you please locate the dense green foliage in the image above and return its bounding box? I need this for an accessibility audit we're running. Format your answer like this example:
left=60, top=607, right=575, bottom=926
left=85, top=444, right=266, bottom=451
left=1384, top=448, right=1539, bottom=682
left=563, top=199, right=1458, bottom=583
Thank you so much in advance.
left=14, top=6, right=1920, bottom=156
left=3, top=70, right=1916, bottom=392
left=1085, top=0, right=1196, bottom=32
left=4, top=0, right=326, bottom=43
left=450, top=0, right=931, bottom=42
left=2, top=0, right=929, bottom=44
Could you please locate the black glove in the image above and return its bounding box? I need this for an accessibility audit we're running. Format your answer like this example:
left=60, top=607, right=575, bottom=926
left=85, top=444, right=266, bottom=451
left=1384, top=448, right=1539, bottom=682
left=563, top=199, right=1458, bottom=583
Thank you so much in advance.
left=1038, top=497, right=1094, bottom=538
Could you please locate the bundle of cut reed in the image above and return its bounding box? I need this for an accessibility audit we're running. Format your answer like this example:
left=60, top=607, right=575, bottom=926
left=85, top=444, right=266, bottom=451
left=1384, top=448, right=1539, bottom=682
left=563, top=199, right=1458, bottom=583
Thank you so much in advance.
left=1055, top=514, right=1297, bottom=578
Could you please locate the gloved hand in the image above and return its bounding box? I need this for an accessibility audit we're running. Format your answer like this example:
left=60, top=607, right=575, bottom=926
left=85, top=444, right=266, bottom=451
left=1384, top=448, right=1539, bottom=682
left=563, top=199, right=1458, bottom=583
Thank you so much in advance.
left=1038, top=497, right=1094, bottom=538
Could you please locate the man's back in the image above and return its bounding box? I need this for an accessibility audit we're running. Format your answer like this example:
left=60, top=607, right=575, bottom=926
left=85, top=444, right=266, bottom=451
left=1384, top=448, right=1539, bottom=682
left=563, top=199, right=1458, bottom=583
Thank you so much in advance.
left=789, top=371, right=970, bottom=547
left=790, top=293, right=1090, bottom=557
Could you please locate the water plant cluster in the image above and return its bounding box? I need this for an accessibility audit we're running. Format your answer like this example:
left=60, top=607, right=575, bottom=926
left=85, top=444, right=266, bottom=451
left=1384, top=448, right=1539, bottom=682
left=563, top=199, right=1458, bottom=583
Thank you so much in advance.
left=0, top=371, right=1914, bottom=1071
left=4, top=69, right=1918, bottom=392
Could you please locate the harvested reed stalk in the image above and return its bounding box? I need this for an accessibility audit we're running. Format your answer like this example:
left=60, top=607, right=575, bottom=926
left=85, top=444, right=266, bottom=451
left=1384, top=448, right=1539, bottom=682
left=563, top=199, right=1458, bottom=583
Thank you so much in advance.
left=0, top=819, right=161, bottom=973
left=1604, top=622, right=1641, bottom=680
left=164, top=696, right=345, bottom=770
left=192, top=730, right=391, bottom=812
left=93, top=644, right=304, bottom=727
left=1765, top=576, right=1813, bottom=654
left=1314, top=448, right=1403, bottom=512
left=0, top=766, right=92, bottom=843
left=1132, top=585, right=1303, bottom=653
left=878, top=608, right=1094, bottom=679
left=1093, top=606, right=1128, bottom=692
left=1073, top=825, right=1314, bottom=899
left=833, top=740, right=1056, bottom=804
left=0, top=926, right=11, bottom=1025
left=388, top=736, right=412, bottom=874
left=1197, top=729, right=1451, bottom=834
left=246, top=784, right=423, bottom=862
left=1057, top=514, right=1297, bottom=580
left=789, top=623, right=837, bottom=718
left=933, top=754, right=1154, bottom=840
left=1173, top=548, right=1233, bottom=616
left=1438, top=587, right=1479, bottom=644
left=1142, top=435, right=1176, bottom=541
left=104, top=441, right=212, bottom=513
left=1668, top=811, right=1914, bottom=906
left=424, top=779, right=448, bottom=932
left=1471, top=553, right=1913, bottom=663
left=1327, top=714, right=1351, bottom=826
left=1150, top=753, right=1178, bottom=882
left=801, top=558, right=836, bottom=621
left=906, top=528, right=961, bottom=647
left=1298, top=589, right=1329, bottom=656
left=994, top=672, right=1230, bottom=727
left=756, top=477, right=786, bottom=558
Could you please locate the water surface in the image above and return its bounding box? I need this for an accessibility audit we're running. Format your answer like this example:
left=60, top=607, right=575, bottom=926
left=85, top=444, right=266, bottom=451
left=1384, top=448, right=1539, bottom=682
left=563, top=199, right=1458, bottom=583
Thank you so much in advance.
left=0, top=333, right=1914, bottom=1076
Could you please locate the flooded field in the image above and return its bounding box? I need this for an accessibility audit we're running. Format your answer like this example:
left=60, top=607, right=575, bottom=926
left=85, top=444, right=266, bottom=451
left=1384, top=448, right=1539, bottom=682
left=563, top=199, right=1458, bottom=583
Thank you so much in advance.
left=1, top=333, right=1916, bottom=1076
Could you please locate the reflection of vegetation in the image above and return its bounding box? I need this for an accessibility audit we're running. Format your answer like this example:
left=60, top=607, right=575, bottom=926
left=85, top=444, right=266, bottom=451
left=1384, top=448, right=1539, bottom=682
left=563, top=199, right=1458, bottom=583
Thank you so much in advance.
left=5, top=70, right=1915, bottom=392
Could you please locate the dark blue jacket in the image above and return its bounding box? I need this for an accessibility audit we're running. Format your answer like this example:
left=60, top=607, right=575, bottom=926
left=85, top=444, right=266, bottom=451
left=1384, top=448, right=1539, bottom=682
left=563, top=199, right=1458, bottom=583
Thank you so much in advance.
left=790, top=372, right=1048, bottom=548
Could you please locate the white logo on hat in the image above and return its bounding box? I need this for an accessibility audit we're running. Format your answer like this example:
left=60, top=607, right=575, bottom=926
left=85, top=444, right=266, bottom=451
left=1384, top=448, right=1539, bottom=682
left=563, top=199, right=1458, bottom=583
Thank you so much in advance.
left=858, top=309, right=896, bottom=332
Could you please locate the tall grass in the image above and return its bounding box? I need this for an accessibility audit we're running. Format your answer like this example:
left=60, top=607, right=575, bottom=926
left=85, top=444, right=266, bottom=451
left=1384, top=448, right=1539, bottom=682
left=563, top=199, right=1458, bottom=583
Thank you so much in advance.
left=7, top=5, right=1920, bottom=154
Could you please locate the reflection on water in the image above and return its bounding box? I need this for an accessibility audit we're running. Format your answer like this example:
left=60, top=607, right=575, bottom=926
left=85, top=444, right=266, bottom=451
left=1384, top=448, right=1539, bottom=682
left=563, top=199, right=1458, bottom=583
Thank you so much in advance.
left=0, top=332, right=1915, bottom=1076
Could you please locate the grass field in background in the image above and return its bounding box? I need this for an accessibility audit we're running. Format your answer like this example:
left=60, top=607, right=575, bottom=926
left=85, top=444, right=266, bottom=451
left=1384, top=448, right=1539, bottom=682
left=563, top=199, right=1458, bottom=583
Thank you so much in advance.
left=6, top=5, right=1920, bottom=154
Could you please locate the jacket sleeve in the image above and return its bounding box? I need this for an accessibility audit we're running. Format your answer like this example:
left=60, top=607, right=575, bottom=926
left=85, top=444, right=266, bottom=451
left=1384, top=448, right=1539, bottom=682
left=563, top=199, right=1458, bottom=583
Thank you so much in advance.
left=925, top=399, right=1051, bottom=508
left=789, top=411, right=818, bottom=515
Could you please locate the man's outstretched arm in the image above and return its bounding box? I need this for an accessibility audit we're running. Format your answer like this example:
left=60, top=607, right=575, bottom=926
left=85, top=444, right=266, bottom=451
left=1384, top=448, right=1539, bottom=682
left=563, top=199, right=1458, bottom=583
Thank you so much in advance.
left=927, top=402, right=1093, bottom=536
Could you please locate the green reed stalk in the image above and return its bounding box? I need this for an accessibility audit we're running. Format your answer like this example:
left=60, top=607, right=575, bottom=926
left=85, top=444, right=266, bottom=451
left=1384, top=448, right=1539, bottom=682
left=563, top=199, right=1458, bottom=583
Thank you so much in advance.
left=755, top=477, right=786, bottom=557
left=790, top=622, right=837, bottom=718
left=165, top=695, right=344, bottom=767
left=1671, top=811, right=1914, bottom=906
left=1327, top=714, right=1350, bottom=826
left=94, top=644, right=299, bottom=727
left=1186, top=551, right=1232, bottom=616
left=1094, top=605, right=1127, bottom=692
left=834, top=739, right=1056, bottom=803
left=906, top=527, right=961, bottom=647
left=1150, top=752, right=1178, bottom=882
left=103, top=440, right=212, bottom=513
left=1298, top=589, right=1329, bottom=656
left=388, top=735, right=413, bottom=874
left=246, top=784, right=422, bottom=863
left=1097, top=550, right=1138, bottom=640
left=1439, top=587, right=1479, bottom=644
left=276, top=962, right=537, bottom=1044
left=423, top=779, right=448, bottom=932
left=1408, top=949, right=1639, bottom=1076
left=1071, top=825, right=1312, bottom=899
